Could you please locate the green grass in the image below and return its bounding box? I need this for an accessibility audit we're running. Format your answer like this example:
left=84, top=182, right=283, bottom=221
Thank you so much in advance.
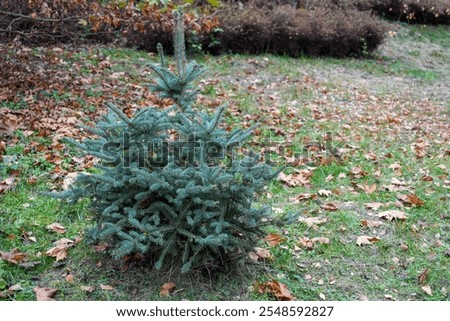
left=1, top=22, right=449, bottom=301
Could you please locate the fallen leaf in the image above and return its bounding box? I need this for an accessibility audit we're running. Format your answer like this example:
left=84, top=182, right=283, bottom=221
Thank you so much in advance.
left=255, top=279, right=295, bottom=301
left=391, top=177, right=406, bottom=186
left=21, top=231, right=36, bottom=243
left=0, top=177, right=16, bottom=194
left=33, top=287, right=57, bottom=301
left=418, top=268, right=429, bottom=284
left=350, top=167, right=368, bottom=178
left=318, top=189, right=332, bottom=197
left=160, top=282, right=176, bottom=297
left=358, top=183, right=377, bottom=194
left=62, top=172, right=79, bottom=190
left=365, top=202, right=384, bottom=210
left=45, top=238, right=74, bottom=261
left=80, top=286, right=95, bottom=293
left=253, top=247, right=272, bottom=260
left=312, top=237, right=330, bottom=244
left=100, top=284, right=114, bottom=291
left=93, top=244, right=109, bottom=252
left=398, top=194, right=425, bottom=207
left=421, top=285, right=432, bottom=296
left=377, top=210, right=407, bottom=221
left=46, top=222, right=67, bottom=234
left=389, top=163, right=402, bottom=176
left=278, top=169, right=313, bottom=187
left=361, top=220, right=384, bottom=228
left=289, top=193, right=314, bottom=203
left=263, top=233, right=286, bottom=246
left=8, top=284, right=22, bottom=291
left=298, top=217, right=327, bottom=228
left=248, top=251, right=259, bottom=262
left=0, top=249, right=27, bottom=264
left=319, top=293, right=326, bottom=300
left=65, top=274, right=74, bottom=283
left=320, top=203, right=338, bottom=211
left=0, top=118, right=20, bottom=136
left=299, top=237, right=330, bottom=250
left=356, top=236, right=380, bottom=246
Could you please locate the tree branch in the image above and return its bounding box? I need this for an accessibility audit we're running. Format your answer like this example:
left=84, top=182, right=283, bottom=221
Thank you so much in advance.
left=0, top=9, right=79, bottom=22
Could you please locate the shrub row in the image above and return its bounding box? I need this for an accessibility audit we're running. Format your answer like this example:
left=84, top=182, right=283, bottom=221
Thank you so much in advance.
left=203, top=4, right=387, bottom=57
left=237, top=0, right=450, bottom=25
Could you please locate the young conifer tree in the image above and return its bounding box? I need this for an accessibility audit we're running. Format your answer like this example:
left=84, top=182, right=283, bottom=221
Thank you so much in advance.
left=53, top=9, right=283, bottom=273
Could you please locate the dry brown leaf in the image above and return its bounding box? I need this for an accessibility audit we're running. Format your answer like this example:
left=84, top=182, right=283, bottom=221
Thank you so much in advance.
left=0, top=118, right=20, bottom=136
left=278, top=169, right=312, bottom=187
left=254, top=247, right=272, bottom=260
left=421, top=285, right=432, bottom=296
left=0, top=177, right=16, bottom=194
left=356, top=235, right=380, bottom=246
left=100, top=284, right=114, bottom=291
left=311, top=237, right=330, bottom=244
left=65, top=274, right=74, bottom=283
left=62, top=172, right=79, bottom=190
left=406, top=194, right=424, bottom=206
left=350, top=167, right=368, bottom=178
left=46, top=222, right=67, bottom=234
left=248, top=251, right=259, bottom=262
left=365, top=202, right=384, bottom=210
left=80, top=286, right=95, bottom=293
left=255, top=279, right=295, bottom=301
left=263, top=233, right=286, bottom=247
left=391, top=177, right=406, bottom=186
left=299, top=237, right=330, bottom=250
left=45, top=238, right=74, bottom=261
left=93, top=244, right=109, bottom=252
left=160, top=282, right=176, bottom=297
left=361, top=220, right=384, bottom=228
left=359, top=183, right=377, bottom=194
left=33, top=287, right=57, bottom=301
left=0, top=248, right=27, bottom=264
left=8, top=284, right=22, bottom=291
left=289, top=193, right=314, bottom=204
left=320, top=203, right=338, bottom=211
left=298, top=217, right=327, bottom=228
left=318, top=189, right=332, bottom=197
left=377, top=210, right=407, bottom=221
left=418, top=268, right=429, bottom=284
left=389, top=163, right=402, bottom=176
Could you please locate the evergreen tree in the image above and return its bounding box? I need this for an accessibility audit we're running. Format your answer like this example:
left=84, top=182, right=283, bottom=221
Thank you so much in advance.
left=52, top=9, right=284, bottom=273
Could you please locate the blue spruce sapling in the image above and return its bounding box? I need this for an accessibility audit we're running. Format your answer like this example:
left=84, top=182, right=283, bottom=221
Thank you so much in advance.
left=52, top=9, right=282, bottom=273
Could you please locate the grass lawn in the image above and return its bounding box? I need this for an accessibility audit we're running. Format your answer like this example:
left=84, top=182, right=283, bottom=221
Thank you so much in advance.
left=0, top=22, right=449, bottom=301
